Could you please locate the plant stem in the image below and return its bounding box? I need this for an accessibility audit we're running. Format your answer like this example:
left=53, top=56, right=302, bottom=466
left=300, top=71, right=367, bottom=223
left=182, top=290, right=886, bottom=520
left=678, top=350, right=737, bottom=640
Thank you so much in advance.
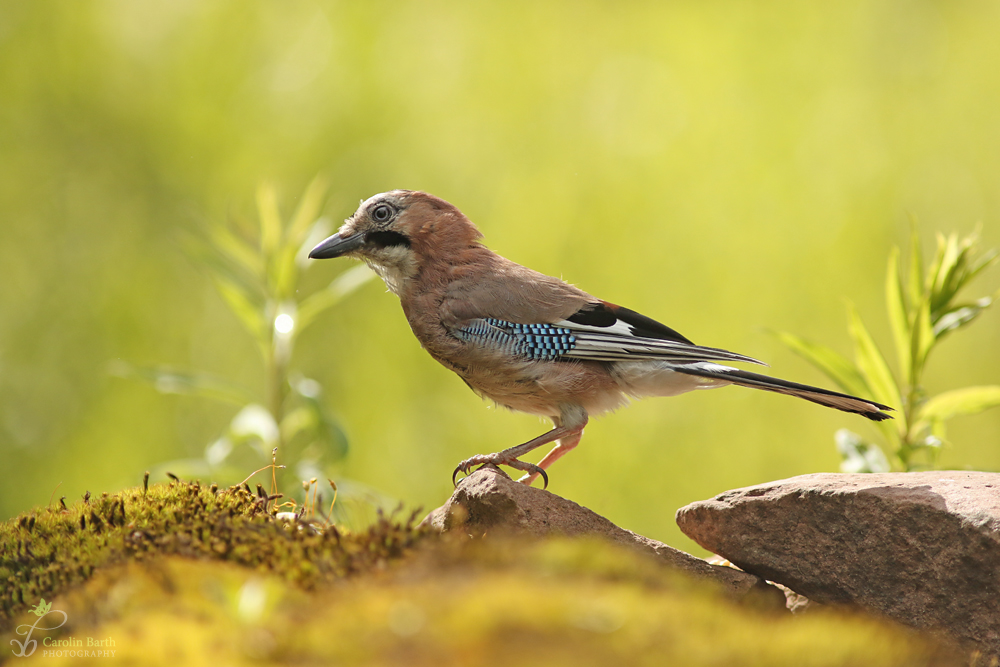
left=266, top=306, right=289, bottom=455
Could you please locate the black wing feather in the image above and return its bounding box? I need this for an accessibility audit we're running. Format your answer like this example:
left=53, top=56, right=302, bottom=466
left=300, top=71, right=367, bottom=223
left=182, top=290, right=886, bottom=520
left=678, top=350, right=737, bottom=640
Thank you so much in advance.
left=568, top=301, right=693, bottom=345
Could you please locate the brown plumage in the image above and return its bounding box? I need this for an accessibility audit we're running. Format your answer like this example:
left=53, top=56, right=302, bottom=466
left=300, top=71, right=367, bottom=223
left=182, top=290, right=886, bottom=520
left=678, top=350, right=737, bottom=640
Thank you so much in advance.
left=309, top=190, right=893, bottom=487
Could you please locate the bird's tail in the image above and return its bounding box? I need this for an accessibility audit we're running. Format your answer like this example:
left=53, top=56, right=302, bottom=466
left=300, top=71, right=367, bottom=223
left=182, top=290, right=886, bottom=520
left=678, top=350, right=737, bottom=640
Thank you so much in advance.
left=673, top=364, right=894, bottom=421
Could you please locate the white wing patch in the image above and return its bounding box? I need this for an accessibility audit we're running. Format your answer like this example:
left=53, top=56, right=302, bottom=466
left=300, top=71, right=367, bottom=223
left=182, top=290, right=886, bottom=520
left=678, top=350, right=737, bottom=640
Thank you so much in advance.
left=552, top=319, right=766, bottom=366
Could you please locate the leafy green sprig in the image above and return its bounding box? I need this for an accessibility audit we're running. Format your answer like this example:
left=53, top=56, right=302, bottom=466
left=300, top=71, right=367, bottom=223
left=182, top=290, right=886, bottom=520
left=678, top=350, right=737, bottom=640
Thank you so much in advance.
left=777, top=228, right=999, bottom=472
left=118, top=178, right=373, bottom=493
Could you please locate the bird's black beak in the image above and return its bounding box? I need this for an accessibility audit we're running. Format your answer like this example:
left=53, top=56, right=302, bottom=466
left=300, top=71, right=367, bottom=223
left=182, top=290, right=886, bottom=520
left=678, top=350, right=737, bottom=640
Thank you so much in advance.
left=308, top=233, right=365, bottom=259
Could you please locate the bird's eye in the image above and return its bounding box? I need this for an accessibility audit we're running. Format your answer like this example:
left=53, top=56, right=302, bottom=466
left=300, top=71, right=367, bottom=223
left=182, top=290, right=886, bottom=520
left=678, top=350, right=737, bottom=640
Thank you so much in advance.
left=371, top=204, right=394, bottom=223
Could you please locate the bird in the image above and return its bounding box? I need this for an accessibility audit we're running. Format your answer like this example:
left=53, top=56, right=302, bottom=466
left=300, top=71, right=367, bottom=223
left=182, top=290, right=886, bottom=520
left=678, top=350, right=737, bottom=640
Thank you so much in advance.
left=309, top=190, right=892, bottom=488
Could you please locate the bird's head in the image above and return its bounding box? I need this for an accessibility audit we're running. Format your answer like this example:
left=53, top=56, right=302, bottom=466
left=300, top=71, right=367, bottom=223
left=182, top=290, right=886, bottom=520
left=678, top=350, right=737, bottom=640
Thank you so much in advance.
left=308, top=190, right=483, bottom=294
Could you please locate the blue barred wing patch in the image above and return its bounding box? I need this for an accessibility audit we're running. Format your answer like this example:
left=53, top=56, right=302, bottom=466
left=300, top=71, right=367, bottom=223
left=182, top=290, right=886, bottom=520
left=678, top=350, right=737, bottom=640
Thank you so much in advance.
left=456, top=315, right=766, bottom=366
left=455, top=318, right=577, bottom=360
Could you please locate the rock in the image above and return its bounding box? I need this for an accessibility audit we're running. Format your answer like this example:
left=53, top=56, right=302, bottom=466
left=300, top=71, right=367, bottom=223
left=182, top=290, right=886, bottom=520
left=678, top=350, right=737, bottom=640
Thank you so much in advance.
left=676, top=471, right=1000, bottom=653
left=423, top=465, right=782, bottom=606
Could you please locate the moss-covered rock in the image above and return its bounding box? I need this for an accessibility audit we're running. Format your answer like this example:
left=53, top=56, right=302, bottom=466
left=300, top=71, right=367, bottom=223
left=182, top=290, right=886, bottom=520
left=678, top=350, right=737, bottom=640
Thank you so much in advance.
left=1, top=480, right=424, bottom=624
left=0, top=482, right=966, bottom=665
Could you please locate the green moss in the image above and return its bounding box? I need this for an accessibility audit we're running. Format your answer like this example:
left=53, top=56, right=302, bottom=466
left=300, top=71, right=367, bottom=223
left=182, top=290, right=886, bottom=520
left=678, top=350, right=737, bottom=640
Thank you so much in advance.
left=0, top=481, right=425, bottom=624
left=0, top=484, right=967, bottom=665
left=11, top=541, right=963, bottom=667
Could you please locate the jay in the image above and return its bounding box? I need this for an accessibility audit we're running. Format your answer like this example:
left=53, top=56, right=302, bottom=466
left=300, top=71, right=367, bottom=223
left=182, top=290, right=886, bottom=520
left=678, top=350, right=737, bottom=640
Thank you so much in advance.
left=309, top=190, right=892, bottom=487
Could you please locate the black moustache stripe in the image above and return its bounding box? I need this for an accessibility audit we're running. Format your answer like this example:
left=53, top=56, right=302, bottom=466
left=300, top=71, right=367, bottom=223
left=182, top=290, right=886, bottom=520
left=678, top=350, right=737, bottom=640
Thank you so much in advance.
left=366, top=231, right=411, bottom=249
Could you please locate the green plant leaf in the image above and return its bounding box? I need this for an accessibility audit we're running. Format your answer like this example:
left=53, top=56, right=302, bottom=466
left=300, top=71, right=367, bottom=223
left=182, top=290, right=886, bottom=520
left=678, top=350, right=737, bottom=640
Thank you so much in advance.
left=207, top=223, right=264, bottom=280
left=771, top=330, right=870, bottom=398
left=268, top=179, right=330, bottom=300
left=935, top=232, right=960, bottom=288
left=296, top=216, right=334, bottom=269
left=919, top=386, right=1000, bottom=422
left=929, top=232, right=963, bottom=315
left=257, top=183, right=283, bottom=257
left=925, top=233, right=947, bottom=298
left=932, top=294, right=995, bottom=339
left=296, top=264, right=375, bottom=333
left=965, top=247, right=999, bottom=287
left=181, top=231, right=264, bottom=304
left=909, top=294, right=934, bottom=378
left=229, top=403, right=280, bottom=446
left=847, top=303, right=902, bottom=412
left=279, top=405, right=315, bottom=443
left=906, top=224, right=924, bottom=312
left=111, top=364, right=257, bottom=405
left=885, top=246, right=911, bottom=384
left=286, top=376, right=349, bottom=462
left=933, top=236, right=975, bottom=317
left=213, top=273, right=266, bottom=340
left=295, top=216, right=333, bottom=269
left=272, top=244, right=300, bottom=302
left=287, top=175, right=328, bottom=247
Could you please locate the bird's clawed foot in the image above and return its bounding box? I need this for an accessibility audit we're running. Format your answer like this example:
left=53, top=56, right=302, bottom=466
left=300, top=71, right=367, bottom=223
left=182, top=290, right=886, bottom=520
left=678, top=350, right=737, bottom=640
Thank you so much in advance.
left=452, top=454, right=549, bottom=489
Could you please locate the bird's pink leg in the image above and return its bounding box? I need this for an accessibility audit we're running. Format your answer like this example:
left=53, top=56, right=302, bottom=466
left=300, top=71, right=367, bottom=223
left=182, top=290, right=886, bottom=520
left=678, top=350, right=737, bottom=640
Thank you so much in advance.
left=515, top=427, right=584, bottom=486
left=453, top=409, right=589, bottom=489
left=452, top=423, right=580, bottom=489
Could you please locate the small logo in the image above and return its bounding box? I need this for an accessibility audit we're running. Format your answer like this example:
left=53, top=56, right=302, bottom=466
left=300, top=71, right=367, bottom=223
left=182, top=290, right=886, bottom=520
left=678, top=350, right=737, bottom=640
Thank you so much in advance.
left=30, top=599, right=53, bottom=617
left=10, top=599, right=68, bottom=658
left=9, top=598, right=116, bottom=659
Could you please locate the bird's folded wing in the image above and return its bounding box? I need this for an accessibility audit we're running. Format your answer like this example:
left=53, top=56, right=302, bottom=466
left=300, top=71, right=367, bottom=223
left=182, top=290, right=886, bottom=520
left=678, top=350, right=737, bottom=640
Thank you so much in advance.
left=552, top=321, right=766, bottom=365
left=454, top=310, right=766, bottom=367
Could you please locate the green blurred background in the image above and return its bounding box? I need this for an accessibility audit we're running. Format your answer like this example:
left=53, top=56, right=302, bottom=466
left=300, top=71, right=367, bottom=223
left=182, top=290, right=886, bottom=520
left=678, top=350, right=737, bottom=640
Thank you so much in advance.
left=1, top=0, right=998, bottom=553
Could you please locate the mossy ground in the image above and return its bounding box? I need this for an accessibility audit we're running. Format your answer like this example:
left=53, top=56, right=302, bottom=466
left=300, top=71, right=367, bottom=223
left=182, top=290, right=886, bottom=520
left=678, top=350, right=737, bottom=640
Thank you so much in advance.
left=0, top=481, right=968, bottom=665
left=1, top=480, right=422, bottom=623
